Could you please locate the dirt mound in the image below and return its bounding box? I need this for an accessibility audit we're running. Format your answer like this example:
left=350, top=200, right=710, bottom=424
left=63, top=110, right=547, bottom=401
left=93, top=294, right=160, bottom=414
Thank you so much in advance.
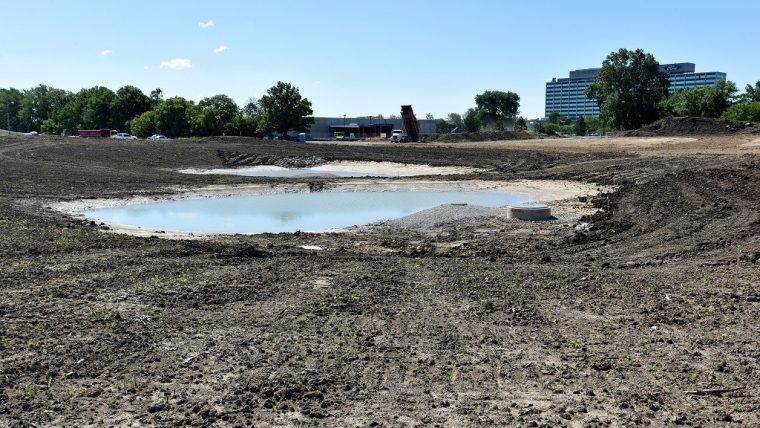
left=422, top=130, right=539, bottom=143
left=624, top=116, right=760, bottom=136
left=216, top=151, right=324, bottom=168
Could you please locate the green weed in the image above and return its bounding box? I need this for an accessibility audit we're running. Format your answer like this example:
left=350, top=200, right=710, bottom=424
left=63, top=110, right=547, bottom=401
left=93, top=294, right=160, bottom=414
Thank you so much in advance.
left=23, top=383, right=36, bottom=396
left=274, top=394, right=285, bottom=409
left=54, top=233, right=69, bottom=247
left=447, top=366, right=458, bottom=384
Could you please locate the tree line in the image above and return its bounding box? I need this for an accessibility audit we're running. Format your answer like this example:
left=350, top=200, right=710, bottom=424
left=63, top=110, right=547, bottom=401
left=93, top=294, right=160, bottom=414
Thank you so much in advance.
left=545, top=48, right=760, bottom=132
left=0, top=81, right=314, bottom=138
left=435, top=90, right=522, bottom=134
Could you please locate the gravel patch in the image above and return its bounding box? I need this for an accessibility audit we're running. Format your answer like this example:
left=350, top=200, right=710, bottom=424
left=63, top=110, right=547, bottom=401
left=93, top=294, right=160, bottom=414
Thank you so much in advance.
left=374, top=204, right=508, bottom=229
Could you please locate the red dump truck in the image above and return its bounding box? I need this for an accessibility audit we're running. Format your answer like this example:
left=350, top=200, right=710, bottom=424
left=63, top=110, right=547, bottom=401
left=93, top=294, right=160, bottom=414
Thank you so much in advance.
left=75, top=129, right=115, bottom=138
left=399, top=105, right=420, bottom=142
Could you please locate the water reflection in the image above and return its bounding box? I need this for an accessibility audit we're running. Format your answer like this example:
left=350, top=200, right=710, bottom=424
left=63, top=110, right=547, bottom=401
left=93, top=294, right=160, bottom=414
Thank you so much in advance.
left=83, top=191, right=529, bottom=234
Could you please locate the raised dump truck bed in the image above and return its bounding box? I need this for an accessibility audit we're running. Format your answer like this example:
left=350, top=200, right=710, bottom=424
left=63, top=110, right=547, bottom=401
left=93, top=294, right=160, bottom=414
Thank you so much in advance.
left=400, top=105, right=420, bottom=142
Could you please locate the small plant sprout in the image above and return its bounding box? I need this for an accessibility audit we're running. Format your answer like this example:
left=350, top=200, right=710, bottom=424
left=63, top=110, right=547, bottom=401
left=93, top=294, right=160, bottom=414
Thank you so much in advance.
left=447, top=366, right=458, bottom=384
left=54, top=232, right=69, bottom=247
left=274, top=394, right=285, bottom=409
left=24, top=383, right=36, bottom=396
left=47, top=375, right=54, bottom=395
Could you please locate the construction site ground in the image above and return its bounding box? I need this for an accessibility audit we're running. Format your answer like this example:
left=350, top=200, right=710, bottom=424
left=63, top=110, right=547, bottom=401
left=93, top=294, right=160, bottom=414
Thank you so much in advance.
left=1, top=132, right=759, bottom=427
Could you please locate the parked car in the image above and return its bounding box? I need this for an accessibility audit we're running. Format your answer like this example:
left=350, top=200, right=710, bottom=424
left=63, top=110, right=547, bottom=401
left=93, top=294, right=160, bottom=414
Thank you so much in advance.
left=111, top=132, right=138, bottom=140
left=147, top=134, right=171, bottom=141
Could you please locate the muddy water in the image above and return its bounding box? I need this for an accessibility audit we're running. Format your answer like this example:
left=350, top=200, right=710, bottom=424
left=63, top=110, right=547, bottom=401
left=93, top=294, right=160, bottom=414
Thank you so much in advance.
left=81, top=191, right=529, bottom=233
left=178, top=161, right=485, bottom=178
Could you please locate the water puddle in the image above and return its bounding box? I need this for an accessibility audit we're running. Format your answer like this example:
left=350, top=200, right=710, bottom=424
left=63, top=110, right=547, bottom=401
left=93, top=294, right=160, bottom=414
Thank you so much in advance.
left=81, top=191, right=528, bottom=234
left=179, top=161, right=483, bottom=178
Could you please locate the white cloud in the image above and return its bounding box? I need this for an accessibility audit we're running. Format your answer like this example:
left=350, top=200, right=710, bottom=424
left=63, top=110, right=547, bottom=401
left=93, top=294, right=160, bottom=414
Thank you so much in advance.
left=100, top=49, right=112, bottom=56
left=213, top=45, right=229, bottom=54
left=160, top=58, right=193, bottom=70
left=198, top=20, right=214, bottom=28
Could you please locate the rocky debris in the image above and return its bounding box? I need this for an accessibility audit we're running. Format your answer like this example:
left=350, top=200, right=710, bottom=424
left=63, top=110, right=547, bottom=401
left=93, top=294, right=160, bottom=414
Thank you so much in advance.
left=217, top=150, right=324, bottom=168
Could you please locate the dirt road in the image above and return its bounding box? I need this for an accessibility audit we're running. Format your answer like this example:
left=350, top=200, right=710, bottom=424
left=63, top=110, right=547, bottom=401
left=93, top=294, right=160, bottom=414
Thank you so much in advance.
left=1, top=135, right=758, bottom=426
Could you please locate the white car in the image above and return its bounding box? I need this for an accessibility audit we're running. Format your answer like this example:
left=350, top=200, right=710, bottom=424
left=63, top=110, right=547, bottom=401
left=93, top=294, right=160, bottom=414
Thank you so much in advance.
left=147, top=134, right=171, bottom=141
left=111, top=132, right=138, bottom=140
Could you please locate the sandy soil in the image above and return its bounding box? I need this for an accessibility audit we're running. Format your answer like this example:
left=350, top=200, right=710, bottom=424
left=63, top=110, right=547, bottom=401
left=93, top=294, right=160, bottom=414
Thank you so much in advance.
left=179, top=160, right=488, bottom=177
left=315, top=134, right=760, bottom=155
left=1, top=134, right=759, bottom=427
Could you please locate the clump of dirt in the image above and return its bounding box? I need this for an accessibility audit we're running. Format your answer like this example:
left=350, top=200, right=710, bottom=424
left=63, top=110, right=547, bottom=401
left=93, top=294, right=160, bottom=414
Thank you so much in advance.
left=421, top=130, right=540, bottom=142
left=624, top=116, right=760, bottom=136
left=216, top=151, right=325, bottom=168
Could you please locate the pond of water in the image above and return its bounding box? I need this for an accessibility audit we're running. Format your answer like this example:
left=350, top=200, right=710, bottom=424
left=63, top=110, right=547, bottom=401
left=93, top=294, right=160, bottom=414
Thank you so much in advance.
left=82, top=191, right=529, bottom=234
left=178, top=162, right=480, bottom=178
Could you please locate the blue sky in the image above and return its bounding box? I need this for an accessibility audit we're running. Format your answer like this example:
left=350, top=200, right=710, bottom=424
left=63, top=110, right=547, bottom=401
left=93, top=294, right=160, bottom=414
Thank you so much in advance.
left=1, top=0, right=757, bottom=119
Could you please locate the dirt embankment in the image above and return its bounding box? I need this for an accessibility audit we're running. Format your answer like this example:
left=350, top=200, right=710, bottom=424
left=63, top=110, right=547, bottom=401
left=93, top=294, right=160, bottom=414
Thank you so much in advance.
left=1, top=135, right=759, bottom=427
left=624, top=116, right=760, bottom=137
left=422, top=130, right=540, bottom=143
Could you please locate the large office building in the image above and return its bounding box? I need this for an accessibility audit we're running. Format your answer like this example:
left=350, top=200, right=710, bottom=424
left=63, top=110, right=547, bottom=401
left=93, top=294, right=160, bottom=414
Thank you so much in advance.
left=545, top=63, right=727, bottom=120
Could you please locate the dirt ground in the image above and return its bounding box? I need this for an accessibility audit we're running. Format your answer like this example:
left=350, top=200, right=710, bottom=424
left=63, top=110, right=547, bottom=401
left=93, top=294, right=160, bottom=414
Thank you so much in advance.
left=1, top=134, right=759, bottom=427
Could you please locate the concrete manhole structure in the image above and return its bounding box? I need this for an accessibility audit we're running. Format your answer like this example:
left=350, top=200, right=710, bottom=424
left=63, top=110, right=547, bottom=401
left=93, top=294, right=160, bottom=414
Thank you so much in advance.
left=507, top=204, right=552, bottom=221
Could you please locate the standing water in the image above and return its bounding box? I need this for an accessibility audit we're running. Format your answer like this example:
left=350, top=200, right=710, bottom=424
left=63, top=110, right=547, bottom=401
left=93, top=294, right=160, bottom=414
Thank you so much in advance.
left=82, top=191, right=529, bottom=234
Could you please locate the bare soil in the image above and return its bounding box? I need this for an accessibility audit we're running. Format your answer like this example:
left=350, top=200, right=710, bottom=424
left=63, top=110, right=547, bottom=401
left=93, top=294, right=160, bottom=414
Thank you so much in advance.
left=1, top=134, right=759, bottom=427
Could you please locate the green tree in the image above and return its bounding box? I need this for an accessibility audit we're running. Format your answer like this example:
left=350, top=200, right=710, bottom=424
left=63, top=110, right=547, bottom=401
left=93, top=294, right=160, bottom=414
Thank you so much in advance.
left=153, top=97, right=197, bottom=138
left=149, top=88, right=164, bottom=108
left=129, top=110, right=159, bottom=138
left=242, top=98, right=259, bottom=116
left=436, top=119, right=450, bottom=134
left=586, top=48, right=670, bottom=130
left=425, top=113, right=435, bottom=120
left=193, top=94, right=239, bottom=136
left=723, top=102, right=760, bottom=122
left=474, top=90, right=520, bottom=130
left=17, top=85, right=71, bottom=132
left=514, top=116, right=527, bottom=131
left=49, top=93, right=85, bottom=131
left=583, top=116, right=601, bottom=132
left=0, top=88, right=24, bottom=132
left=225, top=114, right=260, bottom=137
left=112, top=86, right=151, bottom=132
left=738, top=81, right=760, bottom=104
left=446, top=113, right=463, bottom=129
left=462, top=108, right=481, bottom=132
left=574, top=116, right=588, bottom=136
left=257, top=81, right=314, bottom=137
left=531, top=121, right=546, bottom=133
left=78, top=86, right=116, bottom=129
left=547, top=111, right=568, bottom=125
left=659, top=80, right=737, bottom=118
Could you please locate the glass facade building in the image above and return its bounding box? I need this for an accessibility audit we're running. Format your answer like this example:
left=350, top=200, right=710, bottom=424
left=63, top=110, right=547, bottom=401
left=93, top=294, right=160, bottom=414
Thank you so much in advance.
left=545, top=63, right=727, bottom=120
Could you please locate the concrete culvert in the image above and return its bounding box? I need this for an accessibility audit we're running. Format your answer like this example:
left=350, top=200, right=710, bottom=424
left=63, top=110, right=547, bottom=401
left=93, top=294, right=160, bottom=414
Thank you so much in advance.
left=507, top=204, right=552, bottom=221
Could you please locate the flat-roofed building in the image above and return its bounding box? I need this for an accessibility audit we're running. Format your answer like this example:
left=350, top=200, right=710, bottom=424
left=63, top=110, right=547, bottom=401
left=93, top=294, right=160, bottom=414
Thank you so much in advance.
left=545, top=63, right=727, bottom=120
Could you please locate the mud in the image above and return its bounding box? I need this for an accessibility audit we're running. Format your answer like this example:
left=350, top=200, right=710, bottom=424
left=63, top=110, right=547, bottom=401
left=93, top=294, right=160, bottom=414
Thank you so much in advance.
left=422, top=130, right=540, bottom=143
left=623, top=116, right=760, bottom=137
left=1, top=134, right=759, bottom=427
